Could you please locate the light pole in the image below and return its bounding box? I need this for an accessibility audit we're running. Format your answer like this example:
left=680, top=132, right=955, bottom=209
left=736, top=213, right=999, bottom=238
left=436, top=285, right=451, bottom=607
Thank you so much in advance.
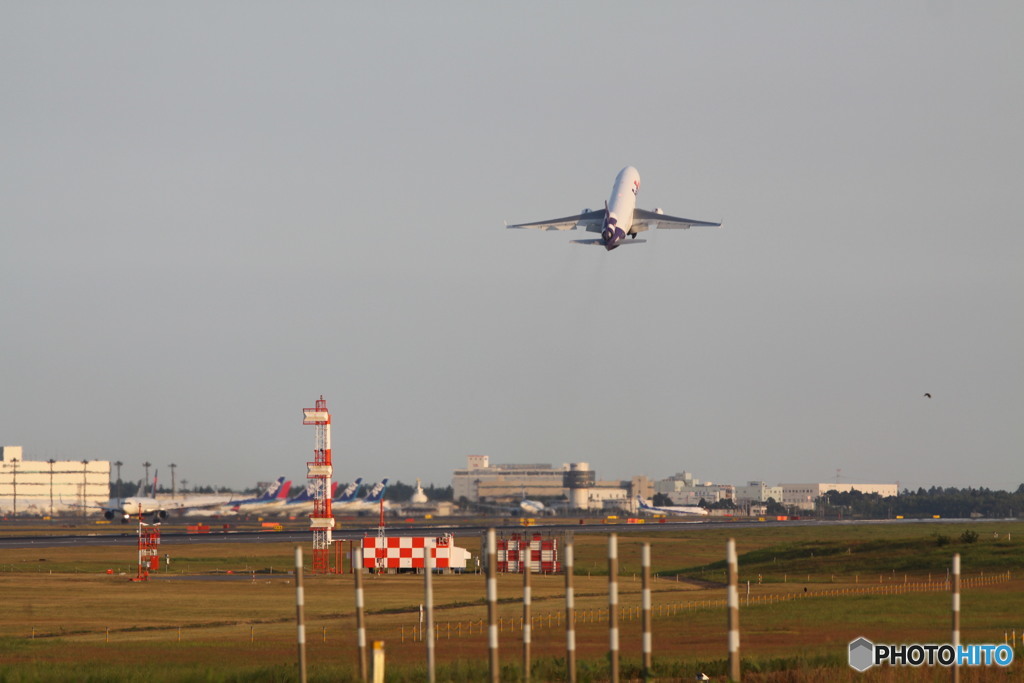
left=113, top=460, right=123, bottom=503
left=143, top=461, right=152, bottom=496
left=169, top=463, right=177, bottom=500
left=47, top=459, right=56, bottom=518
left=11, top=458, right=18, bottom=518
left=81, top=460, right=90, bottom=518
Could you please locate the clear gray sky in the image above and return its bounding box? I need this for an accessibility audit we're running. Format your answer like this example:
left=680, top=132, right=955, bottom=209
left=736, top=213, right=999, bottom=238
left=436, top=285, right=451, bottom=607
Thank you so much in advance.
left=2, top=3, right=1021, bottom=492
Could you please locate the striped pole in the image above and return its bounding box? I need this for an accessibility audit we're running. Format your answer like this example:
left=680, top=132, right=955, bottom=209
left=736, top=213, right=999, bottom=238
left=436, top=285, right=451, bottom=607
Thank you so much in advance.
left=355, top=545, right=368, bottom=682
left=641, top=543, right=652, bottom=678
left=565, top=542, right=576, bottom=683
left=952, top=553, right=960, bottom=683
left=294, top=546, right=307, bottom=683
left=425, top=540, right=435, bottom=683
left=727, top=538, right=740, bottom=682
left=608, top=533, right=619, bottom=683
left=486, top=528, right=499, bottom=683
left=523, top=544, right=532, bottom=682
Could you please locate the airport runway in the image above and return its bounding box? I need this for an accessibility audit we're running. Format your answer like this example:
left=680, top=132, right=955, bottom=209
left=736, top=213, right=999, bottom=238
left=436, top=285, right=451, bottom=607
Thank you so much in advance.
left=0, top=516, right=1000, bottom=550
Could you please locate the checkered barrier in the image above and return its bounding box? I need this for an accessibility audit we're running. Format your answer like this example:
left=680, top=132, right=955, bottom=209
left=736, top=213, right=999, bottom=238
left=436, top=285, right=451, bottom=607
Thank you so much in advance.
left=360, top=536, right=464, bottom=570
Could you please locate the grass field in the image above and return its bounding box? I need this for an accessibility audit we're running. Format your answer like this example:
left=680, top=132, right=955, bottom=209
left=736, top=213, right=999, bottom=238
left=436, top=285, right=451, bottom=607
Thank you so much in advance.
left=1, top=520, right=1022, bottom=681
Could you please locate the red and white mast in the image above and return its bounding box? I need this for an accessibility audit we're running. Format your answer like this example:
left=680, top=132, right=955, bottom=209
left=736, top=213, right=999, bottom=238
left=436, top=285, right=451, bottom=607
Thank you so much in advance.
left=303, top=395, right=335, bottom=573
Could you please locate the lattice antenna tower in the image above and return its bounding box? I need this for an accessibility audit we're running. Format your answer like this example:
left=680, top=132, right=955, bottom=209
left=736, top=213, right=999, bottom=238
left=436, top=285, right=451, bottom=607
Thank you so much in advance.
left=303, top=395, right=336, bottom=573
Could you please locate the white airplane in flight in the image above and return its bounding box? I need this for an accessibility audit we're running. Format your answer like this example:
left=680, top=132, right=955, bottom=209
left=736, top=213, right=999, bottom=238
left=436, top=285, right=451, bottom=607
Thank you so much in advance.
left=636, top=496, right=708, bottom=517
left=506, top=166, right=721, bottom=251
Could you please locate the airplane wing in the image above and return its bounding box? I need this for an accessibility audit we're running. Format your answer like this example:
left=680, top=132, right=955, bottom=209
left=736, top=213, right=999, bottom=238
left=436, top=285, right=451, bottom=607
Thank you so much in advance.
left=631, top=208, right=721, bottom=232
left=506, top=209, right=606, bottom=231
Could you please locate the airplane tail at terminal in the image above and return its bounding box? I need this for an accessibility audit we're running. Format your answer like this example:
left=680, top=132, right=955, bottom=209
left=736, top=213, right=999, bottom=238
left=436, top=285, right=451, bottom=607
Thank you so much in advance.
left=363, top=478, right=388, bottom=504
left=335, top=478, right=363, bottom=503
left=261, top=477, right=286, bottom=500
left=289, top=484, right=315, bottom=504
left=226, top=477, right=289, bottom=513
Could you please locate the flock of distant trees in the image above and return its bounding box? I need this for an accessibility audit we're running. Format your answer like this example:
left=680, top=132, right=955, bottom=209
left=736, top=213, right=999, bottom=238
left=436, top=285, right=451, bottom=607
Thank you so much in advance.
left=659, top=486, right=1024, bottom=519
left=812, top=486, right=1024, bottom=519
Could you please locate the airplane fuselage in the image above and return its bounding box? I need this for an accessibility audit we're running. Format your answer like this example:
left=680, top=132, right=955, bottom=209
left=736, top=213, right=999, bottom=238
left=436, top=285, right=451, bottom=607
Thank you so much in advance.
left=103, top=497, right=168, bottom=523
left=602, top=166, right=641, bottom=248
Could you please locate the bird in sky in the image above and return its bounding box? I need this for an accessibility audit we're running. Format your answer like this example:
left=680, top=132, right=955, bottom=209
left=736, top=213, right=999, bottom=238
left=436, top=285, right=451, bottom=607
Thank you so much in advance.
left=923, top=393, right=932, bottom=398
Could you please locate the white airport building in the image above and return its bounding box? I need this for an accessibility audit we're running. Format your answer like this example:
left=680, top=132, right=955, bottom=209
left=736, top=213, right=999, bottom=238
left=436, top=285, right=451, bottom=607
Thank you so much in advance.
left=734, top=481, right=785, bottom=505
left=654, top=471, right=735, bottom=506
left=779, top=482, right=899, bottom=511
left=451, top=455, right=648, bottom=512
left=452, top=455, right=569, bottom=502
left=0, top=446, right=111, bottom=516
left=450, top=457, right=899, bottom=515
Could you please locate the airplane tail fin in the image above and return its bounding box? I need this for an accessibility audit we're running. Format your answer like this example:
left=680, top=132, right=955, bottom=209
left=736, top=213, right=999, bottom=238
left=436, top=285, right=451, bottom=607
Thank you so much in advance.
left=335, top=478, right=363, bottom=503
left=363, top=478, right=389, bottom=504
left=291, top=483, right=315, bottom=503
left=276, top=480, right=292, bottom=500
left=261, top=476, right=286, bottom=500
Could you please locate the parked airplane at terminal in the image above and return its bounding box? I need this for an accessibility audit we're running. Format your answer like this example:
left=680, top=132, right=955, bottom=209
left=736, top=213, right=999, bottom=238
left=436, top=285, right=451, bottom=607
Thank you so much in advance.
left=333, top=478, right=363, bottom=504
left=335, top=478, right=389, bottom=512
left=636, top=496, right=708, bottom=517
left=279, top=482, right=339, bottom=514
left=173, top=477, right=289, bottom=517
left=506, top=166, right=721, bottom=251
left=229, top=478, right=292, bottom=515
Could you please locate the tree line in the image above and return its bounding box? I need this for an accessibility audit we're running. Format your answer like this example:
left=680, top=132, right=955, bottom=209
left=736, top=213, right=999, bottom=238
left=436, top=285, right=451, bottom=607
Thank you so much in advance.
left=797, top=485, right=1024, bottom=519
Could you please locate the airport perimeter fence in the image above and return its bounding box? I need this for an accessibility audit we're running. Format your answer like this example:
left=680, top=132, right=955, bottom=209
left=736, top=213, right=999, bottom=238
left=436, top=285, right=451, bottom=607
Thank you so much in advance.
left=21, top=570, right=1012, bottom=646
left=396, top=569, right=1013, bottom=643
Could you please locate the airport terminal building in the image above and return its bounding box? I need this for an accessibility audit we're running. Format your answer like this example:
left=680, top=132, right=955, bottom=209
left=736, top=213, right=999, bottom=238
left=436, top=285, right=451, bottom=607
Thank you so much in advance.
left=780, top=482, right=899, bottom=511
left=452, top=455, right=569, bottom=502
left=451, top=455, right=649, bottom=512
left=654, top=471, right=735, bottom=506
left=0, top=446, right=110, bottom=516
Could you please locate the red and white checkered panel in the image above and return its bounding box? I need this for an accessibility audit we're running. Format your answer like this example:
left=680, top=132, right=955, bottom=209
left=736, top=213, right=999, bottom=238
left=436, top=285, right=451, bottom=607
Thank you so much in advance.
left=496, top=534, right=560, bottom=573
left=361, top=537, right=453, bottom=569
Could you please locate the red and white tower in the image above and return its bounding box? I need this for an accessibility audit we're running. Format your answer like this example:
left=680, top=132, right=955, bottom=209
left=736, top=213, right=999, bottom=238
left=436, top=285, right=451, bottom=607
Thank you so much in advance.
left=303, top=395, right=335, bottom=573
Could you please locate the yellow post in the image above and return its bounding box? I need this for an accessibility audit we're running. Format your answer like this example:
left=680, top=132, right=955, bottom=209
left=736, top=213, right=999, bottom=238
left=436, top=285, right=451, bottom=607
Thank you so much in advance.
left=370, top=640, right=385, bottom=683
